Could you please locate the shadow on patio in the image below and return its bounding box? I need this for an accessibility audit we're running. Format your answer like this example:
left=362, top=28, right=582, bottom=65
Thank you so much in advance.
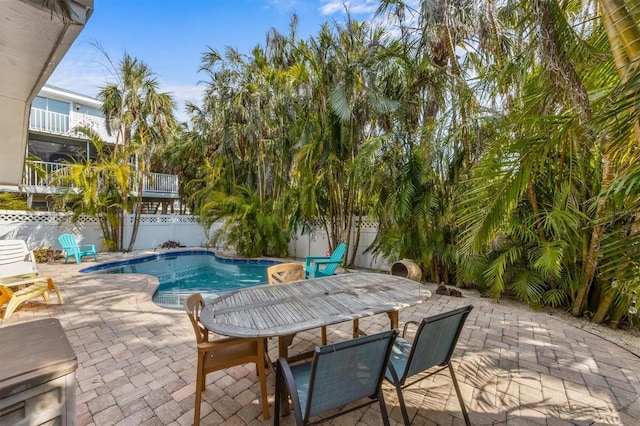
left=1, top=254, right=639, bottom=425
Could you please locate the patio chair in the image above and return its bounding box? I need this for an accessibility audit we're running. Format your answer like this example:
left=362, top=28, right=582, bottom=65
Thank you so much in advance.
left=58, top=233, right=97, bottom=264
left=267, top=262, right=305, bottom=284
left=0, top=239, right=38, bottom=279
left=268, top=262, right=327, bottom=347
left=275, top=329, right=399, bottom=426
left=0, top=240, right=63, bottom=318
left=385, top=305, right=474, bottom=426
left=304, top=242, right=347, bottom=278
left=184, top=293, right=269, bottom=424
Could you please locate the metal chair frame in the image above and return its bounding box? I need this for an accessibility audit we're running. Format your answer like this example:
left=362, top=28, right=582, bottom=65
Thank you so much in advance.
left=275, top=329, right=398, bottom=426
left=386, top=305, right=474, bottom=426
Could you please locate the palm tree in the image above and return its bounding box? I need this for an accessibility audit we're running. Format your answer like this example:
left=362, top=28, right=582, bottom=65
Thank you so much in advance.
left=182, top=2, right=640, bottom=327
left=453, top=0, right=640, bottom=325
left=588, top=0, right=640, bottom=322
left=366, top=0, right=482, bottom=283
left=99, top=53, right=177, bottom=251
left=290, top=16, right=400, bottom=262
left=51, top=129, right=132, bottom=251
left=0, top=193, right=29, bottom=210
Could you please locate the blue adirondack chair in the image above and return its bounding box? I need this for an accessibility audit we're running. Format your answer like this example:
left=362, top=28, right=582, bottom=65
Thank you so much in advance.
left=58, top=234, right=97, bottom=264
left=304, top=242, right=347, bottom=278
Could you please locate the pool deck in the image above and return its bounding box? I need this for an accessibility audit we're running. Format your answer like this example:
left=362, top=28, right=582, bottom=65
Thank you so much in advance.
left=2, top=250, right=640, bottom=425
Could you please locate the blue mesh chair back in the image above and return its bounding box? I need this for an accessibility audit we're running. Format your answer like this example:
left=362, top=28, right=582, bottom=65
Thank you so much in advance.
left=403, top=306, right=471, bottom=379
left=387, top=305, right=474, bottom=425
left=275, top=329, right=398, bottom=426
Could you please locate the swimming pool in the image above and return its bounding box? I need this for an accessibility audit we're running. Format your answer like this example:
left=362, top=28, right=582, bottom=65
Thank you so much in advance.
left=80, top=251, right=279, bottom=310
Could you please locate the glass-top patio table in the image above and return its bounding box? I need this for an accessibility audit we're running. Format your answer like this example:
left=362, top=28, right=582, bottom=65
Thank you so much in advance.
left=200, top=272, right=431, bottom=360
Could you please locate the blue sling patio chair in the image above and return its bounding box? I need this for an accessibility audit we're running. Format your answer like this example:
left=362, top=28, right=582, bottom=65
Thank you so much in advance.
left=274, top=329, right=398, bottom=426
left=304, top=242, right=347, bottom=278
left=385, top=305, right=474, bottom=426
left=58, top=233, right=97, bottom=264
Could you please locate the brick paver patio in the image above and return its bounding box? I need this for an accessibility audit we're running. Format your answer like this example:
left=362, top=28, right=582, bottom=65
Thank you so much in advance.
left=1, top=251, right=639, bottom=425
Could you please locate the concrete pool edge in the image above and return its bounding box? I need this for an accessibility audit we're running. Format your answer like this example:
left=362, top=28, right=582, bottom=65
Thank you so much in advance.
left=78, top=248, right=281, bottom=273
left=78, top=248, right=284, bottom=311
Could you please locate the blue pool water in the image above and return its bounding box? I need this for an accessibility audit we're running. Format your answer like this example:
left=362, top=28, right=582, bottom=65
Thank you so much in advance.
left=80, top=251, right=278, bottom=310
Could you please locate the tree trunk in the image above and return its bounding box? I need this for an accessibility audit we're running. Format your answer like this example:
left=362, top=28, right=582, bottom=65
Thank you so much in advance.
left=528, top=181, right=546, bottom=242
left=349, top=210, right=364, bottom=267
left=587, top=1, right=640, bottom=320
left=572, top=159, right=615, bottom=315
left=127, top=166, right=145, bottom=252
left=599, top=0, right=640, bottom=63
left=592, top=284, right=616, bottom=323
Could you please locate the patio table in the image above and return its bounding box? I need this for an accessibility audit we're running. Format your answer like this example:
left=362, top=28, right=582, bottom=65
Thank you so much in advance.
left=199, top=272, right=431, bottom=360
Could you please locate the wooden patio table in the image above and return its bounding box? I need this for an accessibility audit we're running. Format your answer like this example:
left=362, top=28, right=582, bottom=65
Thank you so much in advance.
left=199, top=272, right=431, bottom=360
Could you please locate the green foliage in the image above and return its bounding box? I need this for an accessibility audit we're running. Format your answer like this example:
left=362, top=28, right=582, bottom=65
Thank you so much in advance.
left=50, top=131, right=133, bottom=251
left=99, top=52, right=177, bottom=251
left=0, top=193, right=29, bottom=210
left=196, top=185, right=288, bottom=258
left=179, top=1, right=640, bottom=328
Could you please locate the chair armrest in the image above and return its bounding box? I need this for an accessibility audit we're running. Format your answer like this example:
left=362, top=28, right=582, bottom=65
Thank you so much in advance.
left=401, top=320, right=421, bottom=338
left=0, top=276, right=50, bottom=288
left=197, top=336, right=256, bottom=352
left=312, top=259, right=341, bottom=265
left=275, top=357, right=304, bottom=425
left=78, top=244, right=96, bottom=251
left=305, top=255, right=330, bottom=261
left=305, top=255, right=330, bottom=267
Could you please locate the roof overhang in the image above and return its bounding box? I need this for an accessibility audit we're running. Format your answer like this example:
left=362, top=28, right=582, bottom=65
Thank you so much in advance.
left=0, top=0, right=93, bottom=186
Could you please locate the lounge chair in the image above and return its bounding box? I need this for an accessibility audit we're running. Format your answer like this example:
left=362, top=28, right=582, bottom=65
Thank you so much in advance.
left=304, top=242, right=347, bottom=278
left=385, top=305, right=474, bottom=425
left=275, top=329, right=398, bottom=426
left=0, top=240, right=63, bottom=319
left=0, top=239, right=38, bottom=279
left=58, top=233, right=97, bottom=264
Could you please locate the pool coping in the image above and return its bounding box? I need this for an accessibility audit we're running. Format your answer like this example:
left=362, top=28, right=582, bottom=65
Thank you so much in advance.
left=78, top=249, right=282, bottom=273
left=78, top=248, right=284, bottom=311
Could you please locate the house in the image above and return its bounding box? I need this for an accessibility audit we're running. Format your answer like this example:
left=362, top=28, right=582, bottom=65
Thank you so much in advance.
left=3, top=85, right=180, bottom=212
left=0, top=0, right=93, bottom=187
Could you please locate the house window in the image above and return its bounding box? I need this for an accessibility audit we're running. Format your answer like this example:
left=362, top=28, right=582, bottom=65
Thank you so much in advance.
left=30, top=97, right=71, bottom=134
left=33, top=96, right=70, bottom=115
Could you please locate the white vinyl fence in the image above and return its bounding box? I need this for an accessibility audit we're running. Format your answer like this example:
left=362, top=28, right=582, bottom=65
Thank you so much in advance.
left=0, top=210, right=390, bottom=270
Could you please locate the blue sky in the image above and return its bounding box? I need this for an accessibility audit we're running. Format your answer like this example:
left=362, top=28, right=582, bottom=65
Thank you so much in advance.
left=48, top=0, right=382, bottom=121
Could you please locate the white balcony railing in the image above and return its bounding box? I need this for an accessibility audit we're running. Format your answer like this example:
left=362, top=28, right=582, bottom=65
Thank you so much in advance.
left=29, top=107, right=117, bottom=144
left=23, top=161, right=71, bottom=188
left=29, top=108, right=69, bottom=135
left=142, top=172, right=180, bottom=194
left=23, top=161, right=179, bottom=199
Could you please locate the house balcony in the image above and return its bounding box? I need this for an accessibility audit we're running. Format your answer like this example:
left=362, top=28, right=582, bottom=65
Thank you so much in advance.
left=22, top=161, right=179, bottom=200
left=29, top=107, right=117, bottom=144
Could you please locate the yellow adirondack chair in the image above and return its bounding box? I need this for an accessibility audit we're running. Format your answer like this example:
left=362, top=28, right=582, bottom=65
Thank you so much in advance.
left=0, top=240, right=63, bottom=318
